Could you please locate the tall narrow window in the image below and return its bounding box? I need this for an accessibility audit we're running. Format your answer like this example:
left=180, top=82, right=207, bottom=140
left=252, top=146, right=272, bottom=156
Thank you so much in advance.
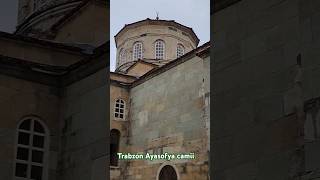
left=155, top=40, right=165, bottom=59
left=119, top=49, right=126, bottom=65
left=114, top=99, right=125, bottom=119
left=110, top=129, right=120, bottom=166
left=177, top=44, right=185, bottom=58
left=133, top=42, right=143, bottom=60
left=15, top=117, right=48, bottom=180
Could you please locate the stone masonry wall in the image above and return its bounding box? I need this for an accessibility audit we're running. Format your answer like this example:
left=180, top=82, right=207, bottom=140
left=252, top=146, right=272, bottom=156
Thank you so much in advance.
left=213, top=0, right=320, bottom=179
left=58, top=69, right=108, bottom=180
left=0, top=74, right=60, bottom=180
left=126, top=55, right=210, bottom=180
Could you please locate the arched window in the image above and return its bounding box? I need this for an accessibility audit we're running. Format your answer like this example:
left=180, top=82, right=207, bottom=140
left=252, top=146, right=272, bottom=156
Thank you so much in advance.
left=158, top=165, right=178, bottom=180
left=176, top=44, right=185, bottom=58
left=133, top=42, right=143, bottom=60
left=155, top=40, right=165, bottom=59
left=110, top=129, right=120, bottom=166
left=114, top=99, right=125, bottom=119
left=15, top=117, right=48, bottom=180
left=119, top=49, right=126, bottom=65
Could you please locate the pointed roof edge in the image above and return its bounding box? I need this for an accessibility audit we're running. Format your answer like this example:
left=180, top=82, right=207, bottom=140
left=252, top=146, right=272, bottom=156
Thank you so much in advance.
left=114, top=58, right=160, bottom=74
left=124, top=59, right=159, bottom=74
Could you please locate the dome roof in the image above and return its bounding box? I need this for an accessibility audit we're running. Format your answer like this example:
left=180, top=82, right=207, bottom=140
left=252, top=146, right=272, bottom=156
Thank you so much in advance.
left=114, top=18, right=200, bottom=47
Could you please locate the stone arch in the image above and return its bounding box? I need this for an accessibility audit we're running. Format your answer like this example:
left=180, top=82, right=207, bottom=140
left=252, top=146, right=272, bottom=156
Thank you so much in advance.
left=156, top=163, right=180, bottom=180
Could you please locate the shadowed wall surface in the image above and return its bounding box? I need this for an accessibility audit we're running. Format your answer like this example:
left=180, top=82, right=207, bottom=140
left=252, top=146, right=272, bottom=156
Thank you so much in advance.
left=212, top=0, right=320, bottom=179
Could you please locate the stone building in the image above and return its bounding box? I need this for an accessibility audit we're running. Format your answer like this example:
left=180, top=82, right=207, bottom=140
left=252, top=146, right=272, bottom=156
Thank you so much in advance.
left=110, top=18, right=210, bottom=180
left=0, top=0, right=108, bottom=180
left=212, top=0, right=320, bottom=179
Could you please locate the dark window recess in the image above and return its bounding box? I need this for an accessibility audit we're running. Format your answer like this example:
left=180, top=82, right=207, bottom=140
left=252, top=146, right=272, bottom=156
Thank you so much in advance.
left=19, top=119, right=31, bottom=130
left=159, top=165, right=178, bottom=180
left=297, top=54, right=302, bottom=66
left=168, top=27, right=177, bottom=31
left=63, top=116, right=72, bottom=133
left=110, top=144, right=118, bottom=166
left=33, top=135, right=45, bottom=148
left=18, top=132, right=30, bottom=145
left=31, top=165, right=43, bottom=180
left=15, top=163, right=28, bottom=178
left=182, top=32, right=189, bottom=36
left=32, top=150, right=44, bottom=163
left=110, top=129, right=120, bottom=166
left=17, top=147, right=29, bottom=161
left=34, top=121, right=45, bottom=133
left=140, top=34, right=147, bottom=37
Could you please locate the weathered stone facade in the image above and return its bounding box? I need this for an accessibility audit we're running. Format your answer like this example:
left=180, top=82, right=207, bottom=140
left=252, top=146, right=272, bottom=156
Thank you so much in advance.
left=0, top=0, right=108, bottom=180
left=212, top=0, right=320, bottom=179
left=110, top=19, right=210, bottom=180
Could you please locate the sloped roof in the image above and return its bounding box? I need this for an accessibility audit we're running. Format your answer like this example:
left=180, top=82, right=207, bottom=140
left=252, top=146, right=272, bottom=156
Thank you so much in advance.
left=124, top=60, right=158, bottom=77
left=114, top=18, right=200, bottom=47
left=131, top=41, right=210, bottom=87
left=111, top=42, right=210, bottom=88
left=0, top=40, right=109, bottom=87
left=115, top=59, right=162, bottom=74
left=213, top=0, right=242, bottom=13
left=0, top=31, right=92, bottom=55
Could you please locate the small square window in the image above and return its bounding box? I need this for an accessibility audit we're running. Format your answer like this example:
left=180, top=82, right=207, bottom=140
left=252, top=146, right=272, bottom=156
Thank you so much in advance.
left=17, top=147, right=29, bottom=161
left=15, top=163, right=28, bottom=178
left=33, top=135, right=45, bottom=148
left=18, top=132, right=30, bottom=145
left=31, top=165, right=43, bottom=180
left=32, top=150, right=44, bottom=163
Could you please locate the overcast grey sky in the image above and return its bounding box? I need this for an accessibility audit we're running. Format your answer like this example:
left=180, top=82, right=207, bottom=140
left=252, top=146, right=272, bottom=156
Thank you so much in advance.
left=0, top=1, right=18, bottom=33
left=110, top=0, right=210, bottom=71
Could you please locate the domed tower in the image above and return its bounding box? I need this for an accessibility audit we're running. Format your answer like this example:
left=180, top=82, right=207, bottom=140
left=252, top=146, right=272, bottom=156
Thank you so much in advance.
left=16, top=0, right=83, bottom=38
left=114, top=18, right=199, bottom=72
